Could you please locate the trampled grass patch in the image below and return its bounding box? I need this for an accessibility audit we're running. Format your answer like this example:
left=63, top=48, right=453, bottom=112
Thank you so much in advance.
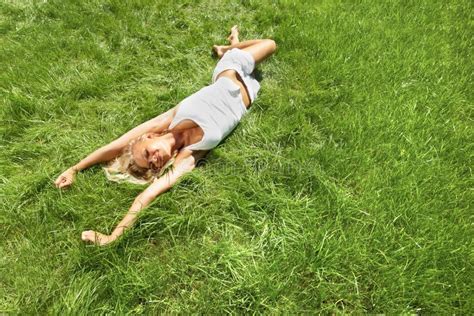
left=1, top=0, right=472, bottom=313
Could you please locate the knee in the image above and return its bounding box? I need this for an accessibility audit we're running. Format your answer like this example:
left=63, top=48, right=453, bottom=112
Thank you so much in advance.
left=265, top=39, right=277, bottom=52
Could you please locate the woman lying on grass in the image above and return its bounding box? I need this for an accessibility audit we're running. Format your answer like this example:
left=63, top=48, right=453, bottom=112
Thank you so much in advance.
left=54, top=26, right=276, bottom=246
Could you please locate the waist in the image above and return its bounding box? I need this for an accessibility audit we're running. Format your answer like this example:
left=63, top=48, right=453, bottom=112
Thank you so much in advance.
left=216, top=69, right=251, bottom=107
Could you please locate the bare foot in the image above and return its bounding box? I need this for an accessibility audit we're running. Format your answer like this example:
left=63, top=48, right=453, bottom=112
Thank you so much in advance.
left=213, top=45, right=225, bottom=58
left=227, top=25, right=239, bottom=45
left=81, top=230, right=114, bottom=246
left=212, top=26, right=239, bottom=58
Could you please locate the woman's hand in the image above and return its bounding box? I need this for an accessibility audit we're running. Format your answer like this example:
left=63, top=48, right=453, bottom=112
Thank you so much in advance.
left=54, top=167, right=77, bottom=188
left=81, top=230, right=116, bottom=246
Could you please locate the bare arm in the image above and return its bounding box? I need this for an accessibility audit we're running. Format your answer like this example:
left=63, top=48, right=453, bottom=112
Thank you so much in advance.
left=81, top=149, right=206, bottom=245
left=54, top=107, right=177, bottom=188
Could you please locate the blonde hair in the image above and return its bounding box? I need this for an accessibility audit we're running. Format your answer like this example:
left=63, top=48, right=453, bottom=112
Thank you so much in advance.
left=103, top=133, right=176, bottom=185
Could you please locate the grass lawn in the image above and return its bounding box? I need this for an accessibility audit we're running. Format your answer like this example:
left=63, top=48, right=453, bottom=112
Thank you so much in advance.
left=1, top=0, right=472, bottom=313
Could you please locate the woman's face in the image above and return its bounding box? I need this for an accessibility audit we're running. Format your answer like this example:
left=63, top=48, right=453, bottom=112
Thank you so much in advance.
left=131, top=133, right=173, bottom=170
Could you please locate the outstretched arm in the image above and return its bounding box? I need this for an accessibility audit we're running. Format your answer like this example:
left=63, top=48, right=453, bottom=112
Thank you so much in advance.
left=81, top=149, right=205, bottom=246
left=54, top=107, right=177, bottom=188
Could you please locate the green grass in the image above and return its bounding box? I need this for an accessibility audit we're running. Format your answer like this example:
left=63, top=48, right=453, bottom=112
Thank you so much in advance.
left=1, top=0, right=472, bottom=313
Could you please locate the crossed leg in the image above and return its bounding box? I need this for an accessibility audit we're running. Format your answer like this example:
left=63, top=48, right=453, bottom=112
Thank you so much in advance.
left=213, top=26, right=276, bottom=64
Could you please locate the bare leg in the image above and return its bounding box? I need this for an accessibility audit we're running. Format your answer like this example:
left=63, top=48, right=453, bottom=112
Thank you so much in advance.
left=214, top=39, right=263, bottom=56
left=240, top=39, right=276, bottom=64
left=213, top=34, right=265, bottom=57
left=214, top=39, right=276, bottom=64
left=213, top=26, right=276, bottom=64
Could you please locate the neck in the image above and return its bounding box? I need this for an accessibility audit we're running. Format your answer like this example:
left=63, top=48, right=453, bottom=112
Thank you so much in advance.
left=169, top=130, right=185, bottom=150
